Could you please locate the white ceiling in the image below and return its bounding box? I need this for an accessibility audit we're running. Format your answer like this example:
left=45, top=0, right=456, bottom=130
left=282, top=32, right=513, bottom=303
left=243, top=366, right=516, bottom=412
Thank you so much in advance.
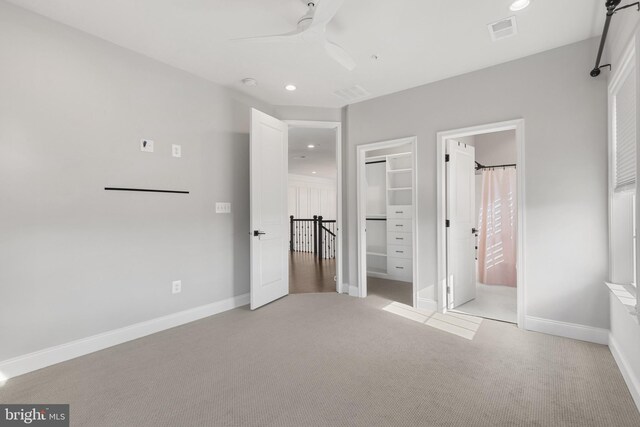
left=289, top=128, right=336, bottom=179
left=8, top=0, right=604, bottom=108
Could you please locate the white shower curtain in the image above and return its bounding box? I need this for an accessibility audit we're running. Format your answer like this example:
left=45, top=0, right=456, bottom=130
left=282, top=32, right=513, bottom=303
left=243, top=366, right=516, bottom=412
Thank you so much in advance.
left=477, top=167, right=517, bottom=287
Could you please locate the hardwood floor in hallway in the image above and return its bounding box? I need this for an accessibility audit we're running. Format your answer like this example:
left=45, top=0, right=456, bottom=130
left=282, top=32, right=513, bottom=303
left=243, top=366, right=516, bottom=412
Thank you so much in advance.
left=289, top=251, right=336, bottom=293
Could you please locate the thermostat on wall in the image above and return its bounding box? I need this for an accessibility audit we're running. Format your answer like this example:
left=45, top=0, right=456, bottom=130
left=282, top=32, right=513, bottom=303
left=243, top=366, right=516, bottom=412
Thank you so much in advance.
left=140, top=139, right=154, bottom=153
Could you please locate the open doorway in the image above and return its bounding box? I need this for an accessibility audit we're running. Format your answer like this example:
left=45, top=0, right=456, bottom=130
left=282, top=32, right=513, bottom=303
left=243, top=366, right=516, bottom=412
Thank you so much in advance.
left=437, top=120, right=525, bottom=326
left=357, top=137, right=418, bottom=307
left=286, top=121, right=342, bottom=294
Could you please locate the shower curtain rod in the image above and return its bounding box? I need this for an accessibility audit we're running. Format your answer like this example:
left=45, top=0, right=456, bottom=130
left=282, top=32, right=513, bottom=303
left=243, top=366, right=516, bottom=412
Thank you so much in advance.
left=475, top=161, right=516, bottom=170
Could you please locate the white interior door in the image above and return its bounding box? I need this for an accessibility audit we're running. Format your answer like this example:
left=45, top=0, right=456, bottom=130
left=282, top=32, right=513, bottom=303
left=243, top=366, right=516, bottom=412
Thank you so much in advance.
left=446, top=139, right=476, bottom=309
left=250, top=108, right=288, bottom=309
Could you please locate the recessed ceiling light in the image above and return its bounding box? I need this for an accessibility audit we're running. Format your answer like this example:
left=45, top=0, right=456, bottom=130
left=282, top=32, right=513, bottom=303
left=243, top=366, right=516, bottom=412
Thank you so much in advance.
left=510, top=0, right=530, bottom=11
left=285, top=84, right=297, bottom=91
left=241, top=78, right=257, bottom=86
left=312, top=171, right=317, bottom=174
left=307, top=144, right=315, bottom=149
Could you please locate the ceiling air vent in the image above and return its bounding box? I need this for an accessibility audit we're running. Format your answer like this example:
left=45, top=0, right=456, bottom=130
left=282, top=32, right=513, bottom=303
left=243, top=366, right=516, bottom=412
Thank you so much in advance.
left=334, top=85, right=372, bottom=103
left=488, top=16, right=518, bottom=41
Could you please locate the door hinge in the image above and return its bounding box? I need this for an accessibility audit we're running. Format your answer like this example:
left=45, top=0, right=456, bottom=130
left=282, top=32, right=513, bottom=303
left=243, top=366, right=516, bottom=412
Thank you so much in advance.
left=445, top=154, right=450, bottom=162
left=446, top=219, right=450, bottom=228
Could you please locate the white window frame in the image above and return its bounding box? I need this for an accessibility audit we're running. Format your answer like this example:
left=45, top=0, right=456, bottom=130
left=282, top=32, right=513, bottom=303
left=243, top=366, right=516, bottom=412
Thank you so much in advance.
left=608, top=38, right=637, bottom=291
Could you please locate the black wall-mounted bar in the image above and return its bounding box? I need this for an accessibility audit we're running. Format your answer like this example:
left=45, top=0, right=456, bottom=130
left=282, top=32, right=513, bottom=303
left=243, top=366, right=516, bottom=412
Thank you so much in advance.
left=366, top=217, right=387, bottom=221
left=475, top=161, right=516, bottom=170
left=105, top=187, right=189, bottom=194
left=591, top=0, right=639, bottom=77
left=365, top=160, right=386, bottom=165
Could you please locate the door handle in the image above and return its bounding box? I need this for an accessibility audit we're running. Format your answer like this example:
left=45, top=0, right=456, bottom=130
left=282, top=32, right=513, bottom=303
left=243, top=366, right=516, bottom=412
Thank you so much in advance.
left=253, top=230, right=266, bottom=237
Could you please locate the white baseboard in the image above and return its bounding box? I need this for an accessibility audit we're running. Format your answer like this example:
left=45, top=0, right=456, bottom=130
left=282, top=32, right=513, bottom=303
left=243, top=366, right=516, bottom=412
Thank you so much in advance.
left=524, top=315, right=609, bottom=345
left=417, top=297, right=437, bottom=311
left=366, top=271, right=388, bottom=280
left=609, top=333, right=640, bottom=413
left=349, top=285, right=359, bottom=297
left=0, top=293, right=250, bottom=380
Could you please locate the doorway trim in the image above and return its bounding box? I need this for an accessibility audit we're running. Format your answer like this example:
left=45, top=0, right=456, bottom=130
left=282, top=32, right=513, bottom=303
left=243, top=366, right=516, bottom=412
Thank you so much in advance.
left=436, top=119, right=526, bottom=327
left=285, top=120, right=344, bottom=294
left=356, top=136, right=418, bottom=307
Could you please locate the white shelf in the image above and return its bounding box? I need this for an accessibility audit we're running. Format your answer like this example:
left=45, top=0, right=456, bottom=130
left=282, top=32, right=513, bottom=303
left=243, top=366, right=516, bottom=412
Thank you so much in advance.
left=388, top=187, right=412, bottom=191
left=388, top=152, right=412, bottom=158
left=387, top=168, right=412, bottom=173
left=367, top=252, right=387, bottom=257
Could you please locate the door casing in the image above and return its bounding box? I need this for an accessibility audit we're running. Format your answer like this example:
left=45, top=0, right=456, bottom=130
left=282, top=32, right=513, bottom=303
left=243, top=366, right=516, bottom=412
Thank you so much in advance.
left=356, top=136, right=419, bottom=307
left=436, top=119, right=526, bottom=328
left=285, top=120, right=344, bottom=294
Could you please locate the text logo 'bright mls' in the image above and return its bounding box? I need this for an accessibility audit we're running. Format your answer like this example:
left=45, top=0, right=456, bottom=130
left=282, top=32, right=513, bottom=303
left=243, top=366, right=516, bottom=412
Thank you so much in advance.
left=0, top=405, right=68, bottom=426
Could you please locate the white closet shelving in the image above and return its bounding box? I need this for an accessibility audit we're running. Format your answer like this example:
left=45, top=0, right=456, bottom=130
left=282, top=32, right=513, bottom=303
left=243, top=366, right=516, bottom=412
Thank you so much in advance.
left=365, top=151, right=413, bottom=282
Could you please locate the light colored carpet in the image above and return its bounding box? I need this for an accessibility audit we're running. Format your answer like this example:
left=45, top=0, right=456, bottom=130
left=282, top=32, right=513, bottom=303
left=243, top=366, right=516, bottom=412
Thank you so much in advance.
left=1, top=292, right=638, bottom=426
left=455, top=282, right=517, bottom=323
left=367, top=276, right=412, bottom=306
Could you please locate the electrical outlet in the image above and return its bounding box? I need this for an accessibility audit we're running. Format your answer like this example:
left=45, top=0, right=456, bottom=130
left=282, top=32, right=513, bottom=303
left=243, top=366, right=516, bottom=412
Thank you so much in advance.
left=140, top=139, right=154, bottom=153
left=172, top=144, right=182, bottom=158
left=216, top=202, right=231, bottom=213
left=172, top=280, right=182, bottom=294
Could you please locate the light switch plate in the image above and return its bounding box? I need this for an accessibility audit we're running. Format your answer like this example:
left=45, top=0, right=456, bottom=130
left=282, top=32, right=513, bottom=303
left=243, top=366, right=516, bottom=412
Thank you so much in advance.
left=172, top=144, right=182, bottom=158
left=140, top=139, right=154, bottom=153
left=216, top=202, right=231, bottom=214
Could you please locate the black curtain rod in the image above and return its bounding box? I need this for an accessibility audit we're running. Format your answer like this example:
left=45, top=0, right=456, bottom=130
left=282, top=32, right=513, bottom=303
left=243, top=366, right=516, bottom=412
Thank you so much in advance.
left=591, top=1, right=639, bottom=77
left=105, top=187, right=189, bottom=194
left=475, top=161, right=516, bottom=170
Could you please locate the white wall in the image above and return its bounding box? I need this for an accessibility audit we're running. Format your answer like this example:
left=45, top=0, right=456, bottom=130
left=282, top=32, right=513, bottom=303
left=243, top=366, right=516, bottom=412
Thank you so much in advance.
left=288, top=174, right=336, bottom=220
left=274, top=106, right=342, bottom=123
left=0, top=2, right=274, bottom=361
left=345, top=38, right=609, bottom=329
left=474, top=130, right=517, bottom=166
left=607, top=5, right=640, bottom=410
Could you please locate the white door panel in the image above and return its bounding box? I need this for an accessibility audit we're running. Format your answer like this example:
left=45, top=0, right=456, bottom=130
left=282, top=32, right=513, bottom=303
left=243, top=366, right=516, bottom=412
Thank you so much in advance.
left=250, top=108, right=288, bottom=310
left=446, top=140, right=476, bottom=308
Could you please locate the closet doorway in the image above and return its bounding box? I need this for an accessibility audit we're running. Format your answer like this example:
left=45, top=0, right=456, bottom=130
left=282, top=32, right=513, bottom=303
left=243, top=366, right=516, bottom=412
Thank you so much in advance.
left=437, top=120, right=525, bottom=327
left=357, top=137, right=418, bottom=307
left=286, top=121, right=343, bottom=295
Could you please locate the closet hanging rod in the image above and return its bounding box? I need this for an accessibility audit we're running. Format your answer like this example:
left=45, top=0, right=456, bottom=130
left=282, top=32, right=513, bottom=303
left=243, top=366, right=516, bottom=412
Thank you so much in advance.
left=475, top=161, right=516, bottom=170
left=365, top=160, right=386, bottom=165
left=366, top=217, right=387, bottom=221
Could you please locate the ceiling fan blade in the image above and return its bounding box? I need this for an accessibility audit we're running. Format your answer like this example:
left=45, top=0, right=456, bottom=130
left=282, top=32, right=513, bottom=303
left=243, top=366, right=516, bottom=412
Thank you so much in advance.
left=324, top=40, right=356, bottom=71
left=310, top=0, right=345, bottom=27
left=231, top=28, right=305, bottom=43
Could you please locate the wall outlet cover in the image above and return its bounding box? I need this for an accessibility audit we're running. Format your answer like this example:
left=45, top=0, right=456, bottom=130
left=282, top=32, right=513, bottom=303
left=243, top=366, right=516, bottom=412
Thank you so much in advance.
left=172, top=280, right=182, bottom=294
left=215, top=202, right=231, bottom=214
left=172, top=144, right=182, bottom=158
left=141, top=139, right=154, bottom=153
